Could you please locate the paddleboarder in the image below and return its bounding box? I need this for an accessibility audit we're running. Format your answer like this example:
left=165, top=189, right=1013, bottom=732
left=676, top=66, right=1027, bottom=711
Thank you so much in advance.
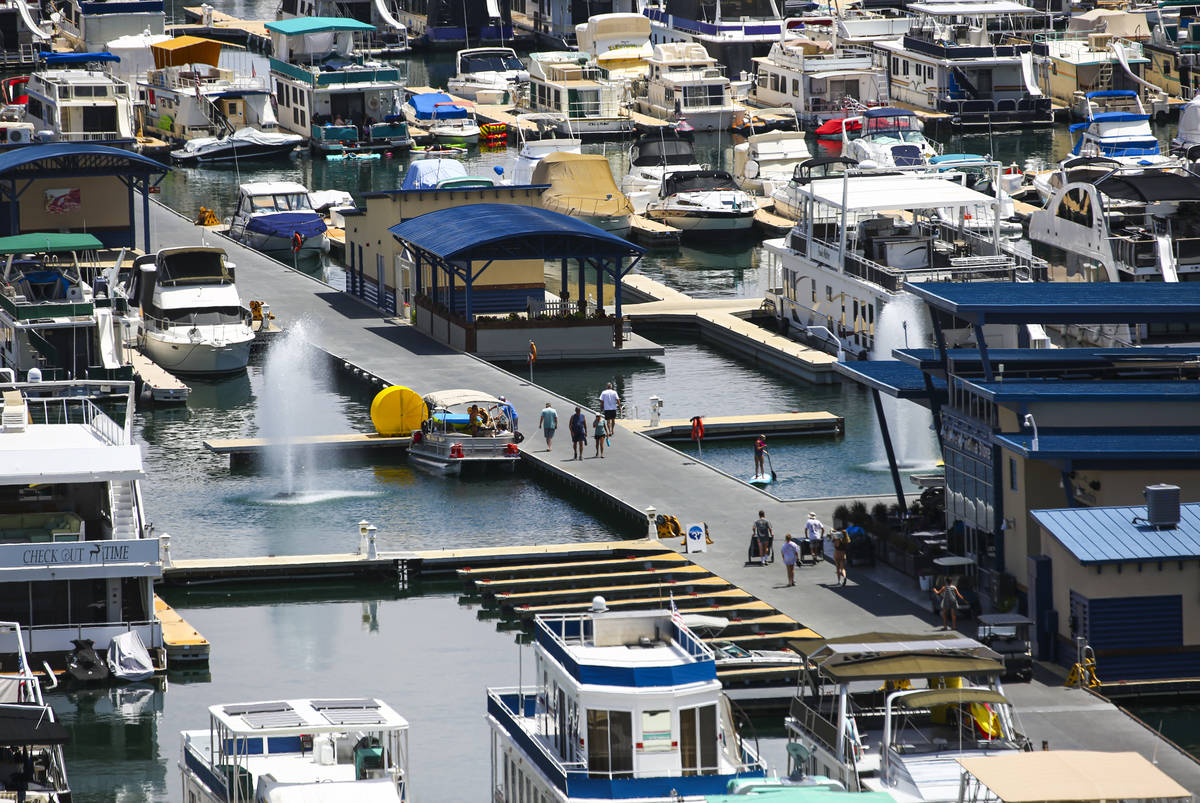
left=753, top=434, right=768, bottom=479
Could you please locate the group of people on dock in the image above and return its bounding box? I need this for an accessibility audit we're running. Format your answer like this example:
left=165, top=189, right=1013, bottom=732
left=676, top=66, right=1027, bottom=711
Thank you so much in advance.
left=536, top=383, right=622, bottom=460
left=751, top=511, right=851, bottom=587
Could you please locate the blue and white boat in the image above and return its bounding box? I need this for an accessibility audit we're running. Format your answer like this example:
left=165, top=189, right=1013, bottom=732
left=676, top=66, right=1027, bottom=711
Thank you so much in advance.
left=1069, top=90, right=1171, bottom=166
left=402, top=92, right=480, bottom=144
left=486, top=603, right=767, bottom=802
left=229, top=181, right=328, bottom=256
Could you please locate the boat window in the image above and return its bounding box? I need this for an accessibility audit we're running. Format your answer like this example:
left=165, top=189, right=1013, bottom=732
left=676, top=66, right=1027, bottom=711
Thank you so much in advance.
left=156, top=307, right=246, bottom=326
left=662, top=172, right=735, bottom=195
left=1056, top=187, right=1092, bottom=227
left=250, top=195, right=279, bottom=211
left=679, top=704, right=718, bottom=776
left=461, top=53, right=524, bottom=73
left=586, top=709, right=633, bottom=779
left=272, top=194, right=312, bottom=211
left=641, top=710, right=672, bottom=752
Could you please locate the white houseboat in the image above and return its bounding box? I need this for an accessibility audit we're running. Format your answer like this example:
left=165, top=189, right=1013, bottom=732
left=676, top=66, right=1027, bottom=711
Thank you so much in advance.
left=180, top=697, right=410, bottom=802
left=130, top=246, right=255, bottom=375
left=0, top=622, right=72, bottom=801
left=408, top=389, right=519, bottom=475
left=486, top=605, right=767, bottom=802
left=22, top=66, right=134, bottom=146
left=751, top=40, right=889, bottom=127
left=635, top=43, right=740, bottom=131
left=526, top=50, right=632, bottom=136
left=267, top=17, right=412, bottom=155
left=0, top=379, right=164, bottom=671
left=447, top=46, right=528, bottom=103
left=575, top=12, right=653, bottom=84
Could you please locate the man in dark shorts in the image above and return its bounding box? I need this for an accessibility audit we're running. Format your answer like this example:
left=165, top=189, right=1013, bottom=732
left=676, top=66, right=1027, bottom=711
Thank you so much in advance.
left=751, top=510, right=773, bottom=566
left=600, top=382, right=620, bottom=436
left=569, top=406, right=588, bottom=460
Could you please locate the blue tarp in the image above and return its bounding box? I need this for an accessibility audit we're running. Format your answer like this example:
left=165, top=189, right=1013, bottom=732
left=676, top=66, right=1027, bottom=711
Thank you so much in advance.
left=1085, top=89, right=1138, bottom=99
left=39, top=51, right=119, bottom=64
left=863, top=106, right=917, bottom=119
left=1089, top=111, right=1151, bottom=123
left=401, top=159, right=467, bottom=190
left=244, top=212, right=326, bottom=239
left=406, top=93, right=466, bottom=121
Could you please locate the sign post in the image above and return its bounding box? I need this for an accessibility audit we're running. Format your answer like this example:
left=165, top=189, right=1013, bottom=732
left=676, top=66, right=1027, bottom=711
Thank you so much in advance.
left=528, top=340, right=537, bottom=384
left=685, top=523, right=707, bottom=553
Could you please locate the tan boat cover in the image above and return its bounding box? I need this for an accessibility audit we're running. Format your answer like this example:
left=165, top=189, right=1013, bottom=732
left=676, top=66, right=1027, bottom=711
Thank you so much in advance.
left=151, top=35, right=231, bottom=68
left=1066, top=9, right=1151, bottom=38
left=531, top=152, right=634, bottom=218
left=957, top=750, right=1191, bottom=802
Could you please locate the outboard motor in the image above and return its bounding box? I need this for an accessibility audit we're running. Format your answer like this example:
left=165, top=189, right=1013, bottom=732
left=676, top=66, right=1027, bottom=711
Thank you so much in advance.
left=66, top=638, right=110, bottom=684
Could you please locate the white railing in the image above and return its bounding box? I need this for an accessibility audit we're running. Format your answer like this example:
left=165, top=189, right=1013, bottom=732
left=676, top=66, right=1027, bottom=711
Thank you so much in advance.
left=24, top=395, right=129, bottom=445
left=56, top=130, right=123, bottom=141
left=0, top=620, right=162, bottom=654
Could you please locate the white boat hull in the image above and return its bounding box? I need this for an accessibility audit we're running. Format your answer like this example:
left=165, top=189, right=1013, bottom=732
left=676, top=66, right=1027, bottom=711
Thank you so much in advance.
left=236, top=229, right=328, bottom=256
left=645, top=208, right=755, bottom=233
left=141, top=331, right=253, bottom=374
left=635, top=103, right=736, bottom=132
left=562, top=117, right=634, bottom=136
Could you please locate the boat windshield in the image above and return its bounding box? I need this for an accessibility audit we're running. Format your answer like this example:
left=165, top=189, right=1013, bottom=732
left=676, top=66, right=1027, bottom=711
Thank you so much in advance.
left=250, top=193, right=312, bottom=211
left=1093, top=139, right=1160, bottom=157
left=663, top=171, right=735, bottom=194
left=461, top=53, right=524, bottom=73
left=158, top=307, right=246, bottom=325
left=865, top=114, right=923, bottom=137
left=633, top=137, right=696, bottom=166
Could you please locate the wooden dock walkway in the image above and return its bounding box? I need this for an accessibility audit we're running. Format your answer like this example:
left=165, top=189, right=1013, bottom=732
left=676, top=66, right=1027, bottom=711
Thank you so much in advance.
left=629, top=214, right=681, bottom=246
left=130, top=350, right=189, bottom=404
left=620, top=412, right=843, bottom=440
left=177, top=7, right=271, bottom=48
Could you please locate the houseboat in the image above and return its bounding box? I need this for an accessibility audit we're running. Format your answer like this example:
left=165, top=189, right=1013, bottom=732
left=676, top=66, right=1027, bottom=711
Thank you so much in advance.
left=276, top=0, right=409, bottom=50
left=575, top=12, right=653, bottom=84
left=22, top=65, right=134, bottom=147
left=525, top=50, right=632, bottom=136
left=129, top=246, right=255, bottom=375
left=0, top=378, right=164, bottom=672
left=0, top=232, right=133, bottom=383
left=139, top=35, right=279, bottom=145
left=447, top=46, right=528, bottom=104
left=390, top=0, right=513, bottom=48
left=180, top=697, right=410, bottom=802
left=0, top=622, right=72, bottom=801
left=486, top=606, right=767, bottom=802
left=1033, top=33, right=1166, bottom=119
left=873, top=0, right=1054, bottom=129
left=751, top=39, right=889, bottom=127
left=408, top=389, right=519, bottom=475
left=229, top=181, right=329, bottom=257
left=267, top=17, right=412, bottom=156
left=635, top=42, right=740, bottom=131
left=764, top=170, right=1046, bottom=358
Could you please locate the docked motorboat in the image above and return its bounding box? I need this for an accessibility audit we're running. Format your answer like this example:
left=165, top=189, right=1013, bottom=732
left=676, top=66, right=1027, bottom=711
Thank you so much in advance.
left=771, top=156, right=858, bottom=221
left=180, top=697, right=410, bottom=802
left=229, top=181, right=328, bottom=256
left=531, top=152, right=634, bottom=236
left=620, top=129, right=705, bottom=205
left=1171, top=94, right=1200, bottom=155
left=486, top=606, right=767, bottom=802
left=107, top=631, right=155, bottom=682
left=645, top=170, right=756, bottom=236
left=732, top=118, right=813, bottom=196
left=132, top=246, right=255, bottom=375
left=408, top=389, right=520, bottom=475
left=170, top=127, right=303, bottom=164
left=1067, top=90, right=1172, bottom=166
left=842, top=107, right=939, bottom=168
left=635, top=43, right=740, bottom=131
left=400, top=158, right=504, bottom=190
left=506, top=112, right=581, bottom=185
left=446, top=46, right=527, bottom=103
left=404, top=92, right=480, bottom=144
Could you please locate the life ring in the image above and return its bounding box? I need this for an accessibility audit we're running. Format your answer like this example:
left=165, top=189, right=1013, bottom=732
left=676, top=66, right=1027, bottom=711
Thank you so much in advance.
left=367, top=95, right=380, bottom=111
left=690, top=416, right=704, bottom=441
left=291, top=231, right=304, bottom=253
left=528, top=340, right=537, bottom=364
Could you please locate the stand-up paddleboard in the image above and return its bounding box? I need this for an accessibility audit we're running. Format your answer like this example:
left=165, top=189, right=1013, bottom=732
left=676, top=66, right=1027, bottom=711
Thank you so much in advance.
left=749, top=473, right=773, bottom=487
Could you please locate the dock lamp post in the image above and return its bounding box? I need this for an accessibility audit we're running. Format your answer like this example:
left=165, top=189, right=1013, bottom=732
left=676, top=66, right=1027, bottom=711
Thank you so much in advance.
left=645, top=506, right=657, bottom=540
left=1024, top=413, right=1039, bottom=452
left=366, top=525, right=379, bottom=560
left=358, top=520, right=370, bottom=555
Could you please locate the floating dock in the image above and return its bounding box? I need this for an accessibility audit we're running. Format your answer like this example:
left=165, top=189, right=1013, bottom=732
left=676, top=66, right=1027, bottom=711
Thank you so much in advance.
left=130, top=350, right=189, bottom=404
left=155, top=594, right=210, bottom=665
left=176, top=7, right=271, bottom=49
left=629, top=214, right=681, bottom=246
left=203, top=432, right=411, bottom=467
left=163, top=552, right=403, bottom=585
left=620, top=411, right=843, bottom=440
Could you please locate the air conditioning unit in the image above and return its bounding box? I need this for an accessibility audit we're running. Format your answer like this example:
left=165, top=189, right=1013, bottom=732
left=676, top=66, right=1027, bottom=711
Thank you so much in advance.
left=1144, top=484, right=1181, bottom=529
left=2, top=124, right=32, bottom=145
left=1088, top=33, right=1114, bottom=51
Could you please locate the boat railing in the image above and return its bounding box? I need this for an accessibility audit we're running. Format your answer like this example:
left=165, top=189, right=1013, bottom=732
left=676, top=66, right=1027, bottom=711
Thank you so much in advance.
left=23, top=394, right=128, bottom=445
left=531, top=299, right=599, bottom=318
left=57, top=130, right=125, bottom=142
left=0, top=619, right=163, bottom=656
left=367, top=121, right=409, bottom=140
left=311, top=123, right=359, bottom=142
left=488, top=688, right=578, bottom=794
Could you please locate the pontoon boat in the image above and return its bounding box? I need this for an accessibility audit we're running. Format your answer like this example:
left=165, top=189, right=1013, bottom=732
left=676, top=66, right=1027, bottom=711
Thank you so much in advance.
left=408, top=389, right=519, bottom=475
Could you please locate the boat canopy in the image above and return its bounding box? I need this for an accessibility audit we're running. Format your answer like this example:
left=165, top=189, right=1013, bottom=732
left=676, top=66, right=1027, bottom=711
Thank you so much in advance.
left=423, top=389, right=502, bottom=409
left=150, top=35, right=230, bottom=68
left=0, top=232, right=102, bottom=254
left=264, top=16, right=376, bottom=35
left=1085, top=89, right=1139, bottom=99
left=822, top=652, right=1005, bottom=681
left=631, top=133, right=696, bottom=166
left=212, top=698, right=408, bottom=737
left=893, top=688, right=1009, bottom=709
left=0, top=706, right=69, bottom=746
left=38, top=51, right=119, bottom=65
left=407, top=92, right=467, bottom=120
left=1095, top=171, right=1200, bottom=202
left=532, top=152, right=633, bottom=216
left=660, top=169, right=736, bottom=196
left=956, top=750, right=1192, bottom=802
left=401, top=158, right=468, bottom=190
left=795, top=174, right=994, bottom=211
left=1178, top=96, right=1200, bottom=144
left=156, top=247, right=232, bottom=285
left=863, top=106, right=918, bottom=119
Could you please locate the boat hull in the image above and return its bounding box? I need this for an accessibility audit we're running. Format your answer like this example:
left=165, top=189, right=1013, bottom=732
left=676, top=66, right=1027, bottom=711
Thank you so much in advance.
left=235, top=230, right=328, bottom=256
left=171, top=140, right=299, bottom=164
left=645, top=208, right=755, bottom=234
left=141, top=331, right=253, bottom=375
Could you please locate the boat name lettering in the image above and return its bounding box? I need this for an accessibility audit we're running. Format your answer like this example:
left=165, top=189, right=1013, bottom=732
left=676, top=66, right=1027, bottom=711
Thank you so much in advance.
left=813, top=243, right=836, bottom=265
left=22, top=544, right=132, bottom=565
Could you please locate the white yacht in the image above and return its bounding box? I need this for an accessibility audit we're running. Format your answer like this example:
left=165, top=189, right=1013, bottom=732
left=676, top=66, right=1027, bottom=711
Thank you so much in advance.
left=1172, top=94, right=1200, bottom=156
left=139, top=35, right=280, bottom=145
left=785, top=634, right=1028, bottom=799
left=169, top=127, right=303, bottom=164
left=0, top=379, right=164, bottom=670
left=842, top=107, right=939, bottom=168
left=0, top=622, right=72, bottom=801
left=620, top=129, right=706, bottom=202
left=646, top=170, right=756, bottom=236
left=750, top=40, right=889, bottom=127
left=506, top=112, right=581, bottom=185
left=180, top=697, right=410, bottom=802
left=525, top=51, right=632, bottom=136
left=229, top=181, right=329, bottom=256
left=408, top=389, right=519, bottom=476
left=732, top=123, right=812, bottom=196
left=771, top=156, right=858, bottom=221
left=446, top=46, right=528, bottom=104
left=636, top=43, right=740, bottom=131
left=486, top=606, right=768, bottom=802
left=132, top=246, right=255, bottom=375
left=22, top=67, right=134, bottom=146
left=574, top=12, right=653, bottom=84
left=267, top=17, right=412, bottom=156
left=764, top=170, right=1046, bottom=358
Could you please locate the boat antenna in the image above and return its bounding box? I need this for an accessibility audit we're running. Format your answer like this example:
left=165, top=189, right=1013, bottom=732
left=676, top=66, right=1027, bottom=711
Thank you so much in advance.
left=462, top=0, right=470, bottom=49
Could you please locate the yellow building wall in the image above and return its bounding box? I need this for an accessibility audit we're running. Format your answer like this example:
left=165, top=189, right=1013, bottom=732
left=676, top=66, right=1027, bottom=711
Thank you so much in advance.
left=17, top=176, right=131, bottom=233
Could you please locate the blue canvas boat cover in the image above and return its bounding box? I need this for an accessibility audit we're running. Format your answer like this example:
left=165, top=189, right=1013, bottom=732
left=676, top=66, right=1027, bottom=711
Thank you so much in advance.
left=39, top=51, right=119, bottom=64
left=406, top=93, right=466, bottom=121
left=401, top=159, right=468, bottom=190
left=244, top=212, right=326, bottom=239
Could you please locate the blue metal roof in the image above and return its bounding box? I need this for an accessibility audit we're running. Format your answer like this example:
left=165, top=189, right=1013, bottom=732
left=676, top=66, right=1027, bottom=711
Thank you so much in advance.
left=963, top=380, right=1200, bottom=402
left=0, top=143, right=169, bottom=177
left=906, top=282, right=1200, bottom=324
left=389, top=204, right=643, bottom=262
left=265, top=16, right=375, bottom=34
left=895, top=347, right=1200, bottom=369
left=1032, top=503, right=1200, bottom=564
left=996, top=430, right=1200, bottom=461
left=834, top=360, right=946, bottom=400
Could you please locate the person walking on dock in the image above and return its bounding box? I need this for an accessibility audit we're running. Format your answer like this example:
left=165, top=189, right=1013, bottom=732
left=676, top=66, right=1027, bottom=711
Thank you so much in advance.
left=753, top=434, right=768, bottom=478
left=569, top=407, right=588, bottom=460
left=832, top=528, right=849, bottom=586
left=539, top=403, right=558, bottom=451
left=781, top=534, right=799, bottom=586
left=600, top=382, right=620, bottom=436
left=934, top=579, right=966, bottom=631
left=751, top=510, right=773, bottom=566
left=593, top=414, right=607, bottom=458
left=804, top=512, right=825, bottom=565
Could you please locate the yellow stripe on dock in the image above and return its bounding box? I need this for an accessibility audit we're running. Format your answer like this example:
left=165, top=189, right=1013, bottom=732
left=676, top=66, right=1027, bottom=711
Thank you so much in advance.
left=415, top=540, right=666, bottom=563
left=477, top=564, right=711, bottom=592
left=512, top=589, right=760, bottom=616
left=154, top=595, right=210, bottom=663
left=458, top=552, right=687, bottom=578
left=496, top=575, right=734, bottom=606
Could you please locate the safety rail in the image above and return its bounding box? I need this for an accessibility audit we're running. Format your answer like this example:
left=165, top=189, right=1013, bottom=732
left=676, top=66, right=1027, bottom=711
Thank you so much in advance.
left=531, top=299, right=599, bottom=318
left=23, top=394, right=128, bottom=445
left=56, top=130, right=125, bottom=142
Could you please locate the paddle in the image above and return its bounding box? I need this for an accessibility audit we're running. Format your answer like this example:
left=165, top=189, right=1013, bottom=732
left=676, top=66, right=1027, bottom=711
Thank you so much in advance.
left=766, top=450, right=777, bottom=482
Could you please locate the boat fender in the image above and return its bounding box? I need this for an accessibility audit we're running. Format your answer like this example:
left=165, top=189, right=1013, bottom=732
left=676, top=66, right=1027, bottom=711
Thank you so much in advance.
left=745, top=159, right=759, bottom=179
left=291, top=231, right=303, bottom=253
left=513, top=430, right=524, bottom=444
left=367, top=96, right=380, bottom=111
